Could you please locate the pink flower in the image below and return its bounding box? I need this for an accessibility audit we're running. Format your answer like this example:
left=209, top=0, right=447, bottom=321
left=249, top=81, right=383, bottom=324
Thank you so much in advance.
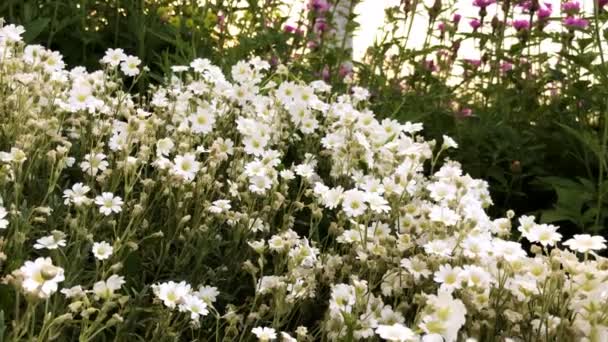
left=322, top=65, right=330, bottom=81
left=338, top=63, right=353, bottom=78
left=600, top=0, right=608, bottom=7
left=473, top=0, right=496, bottom=9
left=453, top=14, right=462, bottom=24
left=500, top=62, right=513, bottom=72
left=284, top=25, right=296, bottom=33
left=424, top=59, right=437, bottom=72
left=314, top=18, right=328, bottom=32
left=438, top=22, right=447, bottom=33
left=469, top=19, right=481, bottom=30
left=561, top=1, right=580, bottom=15
left=537, top=3, right=552, bottom=20
left=459, top=108, right=473, bottom=118
left=465, top=59, right=482, bottom=67
left=563, top=16, right=589, bottom=29
left=308, top=0, right=330, bottom=13
left=513, top=19, right=531, bottom=31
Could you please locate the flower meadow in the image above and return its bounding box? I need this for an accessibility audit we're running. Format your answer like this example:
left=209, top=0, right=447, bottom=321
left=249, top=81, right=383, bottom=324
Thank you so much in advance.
left=1, top=21, right=608, bottom=342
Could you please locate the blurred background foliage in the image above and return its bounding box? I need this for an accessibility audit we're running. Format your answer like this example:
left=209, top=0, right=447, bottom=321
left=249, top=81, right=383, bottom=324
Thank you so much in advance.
left=2, top=0, right=608, bottom=237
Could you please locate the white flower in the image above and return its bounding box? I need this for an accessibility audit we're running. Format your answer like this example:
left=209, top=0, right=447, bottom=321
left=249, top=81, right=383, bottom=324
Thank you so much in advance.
left=179, top=295, right=209, bottom=320
left=92, top=241, right=114, bottom=260
left=342, top=189, right=368, bottom=217
left=194, top=285, right=219, bottom=304
left=209, top=200, right=231, bottom=213
left=20, top=257, right=65, bottom=298
left=442, top=135, right=458, bottom=149
left=0, top=206, right=8, bottom=229
left=93, top=274, right=125, bottom=299
left=34, top=232, right=67, bottom=250
left=172, top=153, right=200, bottom=182
left=101, top=48, right=127, bottom=66
left=63, top=183, right=91, bottom=206
left=61, top=285, right=85, bottom=299
left=153, top=281, right=192, bottom=309
left=252, top=326, right=277, bottom=341
left=429, top=206, right=460, bottom=226
left=0, top=24, right=26, bottom=43
left=563, top=234, right=607, bottom=253
left=526, top=224, right=561, bottom=247
left=80, top=153, right=109, bottom=176
left=189, top=107, right=216, bottom=134
left=376, top=323, right=418, bottom=341
left=94, top=193, right=123, bottom=216
left=120, top=55, right=141, bottom=76
left=156, top=138, right=175, bottom=156
left=434, top=265, right=463, bottom=292
left=280, top=332, right=297, bottom=342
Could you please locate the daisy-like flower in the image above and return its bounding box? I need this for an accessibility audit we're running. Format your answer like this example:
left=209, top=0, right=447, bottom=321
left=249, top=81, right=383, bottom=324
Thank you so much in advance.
left=63, top=183, right=91, bottom=206
left=179, top=295, right=209, bottom=320
left=156, top=138, right=175, bottom=156
left=34, top=231, right=67, bottom=250
left=61, top=285, right=85, bottom=299
left=342, top=189, right=368, bottom=217
left=120, top=55, right=141, bottom=76
left=0, top=206, right=8, bottom=229
left=93, top=274, right=125, bottom=300
left=189, top=107, right=216, bottom=134
left=209, top=200, right=231, bottom=213
left=0, top=24, right=26, bottom=43
left=526, top=223, right=562, bottom=247
left=100, top=48, right=126, bottom=67
left=252, top=326, right=277, bottom=341
left=376, top=323, right=418, bottom=341
left=19, top=257, right=65, bottom=298
left=94, top=193, right=123, bottom=216
left=194, top=285, right=219, bottom=304
left=442, top=135, right=458, bottom=149
left=563, top=234, right=607, bottom=253
left=80, top=153, right=109, bottom=176
left=172, top=153, right=200, bottom=182
left=434, top=265, right=463, bottom=292
left=153, top=281, right=192, bottom=309
left=92, top=241, right=114, bottom=260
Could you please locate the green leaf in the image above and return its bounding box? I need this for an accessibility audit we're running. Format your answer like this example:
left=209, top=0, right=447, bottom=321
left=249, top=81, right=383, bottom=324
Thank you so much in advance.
left=23, top=17, right=50, bottom=42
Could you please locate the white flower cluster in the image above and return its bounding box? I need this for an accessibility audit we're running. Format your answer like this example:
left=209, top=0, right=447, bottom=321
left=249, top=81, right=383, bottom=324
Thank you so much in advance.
left=0, top=22, right=607, bottom=341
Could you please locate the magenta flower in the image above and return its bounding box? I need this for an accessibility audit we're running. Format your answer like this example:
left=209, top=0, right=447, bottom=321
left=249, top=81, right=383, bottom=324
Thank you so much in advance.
left=338, top=63, right=353, bottom=78
left=473, top=0, right=496, bottom=9
left=314, top=17, right=328, bottom=32
left=469, top=19, right=481, bottom=30
left=563, top=16, right=589, bottom=29
left=453, top=13, right=462, bottom=24
left=500, top=62, right=513, bottom=72
left=438, top=22, right=447, bottom=33
left=600, top=0, right=608, bottom=7
left=537, top=3, right=552, bottom=20
left=283, top=25, right=296, bottom=33
left=307, top=0, right=330, bottom=13
left=458, top=108, right=473, bottom=118
left=513, top=19, right=531, bottom=31
left=465, top=59, right=482, bottom=67
left=561, top=1, right=581, bottom=15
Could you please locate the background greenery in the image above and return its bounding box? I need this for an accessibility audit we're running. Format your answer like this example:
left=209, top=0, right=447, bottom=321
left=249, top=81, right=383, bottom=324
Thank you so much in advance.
left=2, top=0, right=608, bottom=238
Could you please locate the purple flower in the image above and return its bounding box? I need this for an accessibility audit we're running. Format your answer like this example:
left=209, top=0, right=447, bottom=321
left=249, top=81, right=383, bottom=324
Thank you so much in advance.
left=513, top=19, right=531, bottom=31
left=308, top=0, right=330, bottom=13
left=283, top=25, right=296, bottom=33
left=469, top=19, right=482, bottom=30
left=563, top=16, right=589, bottom=29
left=438, top=22, right=447, bottom=33
left=314, top=17, right=328, bottom=32
left=537, top=3, right=552, bottom=20
left=473, top=0, right=496, bottom=9
left=561, top=1, right=581, bottom=15
left=453, top=14, right=462, bottom=24
left=322, top=65, right=330, bottom=81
